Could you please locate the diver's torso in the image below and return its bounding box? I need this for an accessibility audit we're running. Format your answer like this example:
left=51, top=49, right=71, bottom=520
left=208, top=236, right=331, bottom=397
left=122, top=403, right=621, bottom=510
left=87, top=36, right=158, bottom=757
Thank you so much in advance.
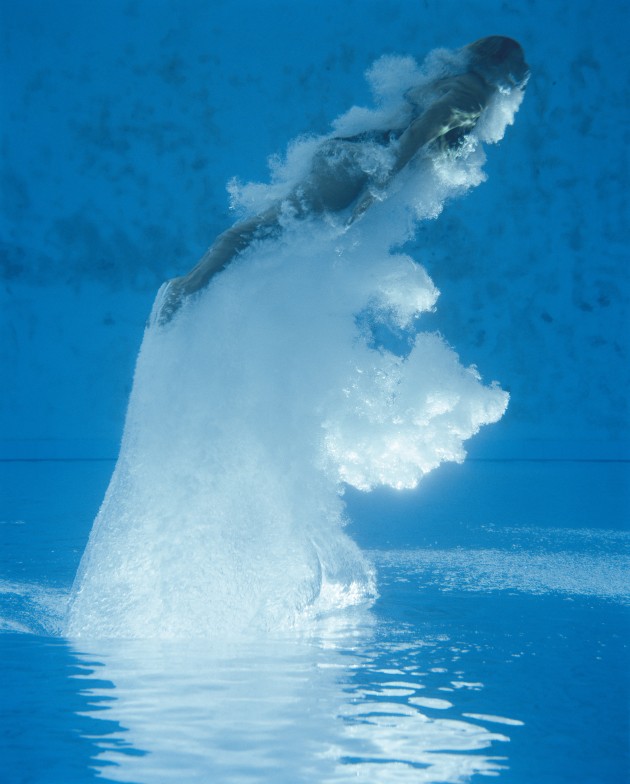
left=298, top=70, right=494, bottom=215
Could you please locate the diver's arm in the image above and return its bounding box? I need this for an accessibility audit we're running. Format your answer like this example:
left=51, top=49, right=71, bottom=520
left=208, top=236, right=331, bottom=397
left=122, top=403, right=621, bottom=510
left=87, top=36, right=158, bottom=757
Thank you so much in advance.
left=156, top=205, right=281, bottom=324
left=393, top=74, right=490, bottom=173
left=392, top=102, right=458, bottom=173
left=344, top=107, right=453, bottom=226
left=176, top=213, right=273, bottom=295
left=347, top=74, right=491, bottom=226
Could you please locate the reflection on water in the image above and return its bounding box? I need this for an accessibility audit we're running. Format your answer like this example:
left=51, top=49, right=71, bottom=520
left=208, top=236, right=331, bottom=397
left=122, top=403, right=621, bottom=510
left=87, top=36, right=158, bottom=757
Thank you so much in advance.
left=71, top=611, right=518, bottom=783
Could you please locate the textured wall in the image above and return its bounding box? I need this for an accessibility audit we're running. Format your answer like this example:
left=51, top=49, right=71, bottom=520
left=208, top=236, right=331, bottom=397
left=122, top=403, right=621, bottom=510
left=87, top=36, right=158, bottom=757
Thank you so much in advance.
left=1, top=0, right=628, bottom=457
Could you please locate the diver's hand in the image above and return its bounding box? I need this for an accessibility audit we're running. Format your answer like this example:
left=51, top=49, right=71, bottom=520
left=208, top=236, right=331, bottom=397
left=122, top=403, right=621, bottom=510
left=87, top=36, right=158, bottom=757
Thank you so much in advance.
left=149, top=278, right=186, bottom=327
left=346, top=191, right=377, bottom=227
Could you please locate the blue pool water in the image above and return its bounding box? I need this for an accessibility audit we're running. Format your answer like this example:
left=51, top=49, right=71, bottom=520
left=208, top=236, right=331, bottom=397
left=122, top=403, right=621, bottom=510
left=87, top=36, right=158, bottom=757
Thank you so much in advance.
left=2, top=1, right=629, bottom=782
left=1, top=458, right=628, bottom=782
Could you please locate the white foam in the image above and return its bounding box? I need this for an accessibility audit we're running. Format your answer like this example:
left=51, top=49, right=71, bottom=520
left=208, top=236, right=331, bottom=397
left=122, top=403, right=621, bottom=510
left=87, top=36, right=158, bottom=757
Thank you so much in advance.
left=375, top=547, right=630, bottom=603
left=66, top=48, right=524, bottom=638
left=0, top=579, right=68, bottom=635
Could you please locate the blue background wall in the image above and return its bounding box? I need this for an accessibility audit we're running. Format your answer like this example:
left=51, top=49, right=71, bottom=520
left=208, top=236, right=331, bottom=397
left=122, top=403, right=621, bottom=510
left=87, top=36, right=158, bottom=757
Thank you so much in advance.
left=2, top=0, right=628, bottom=459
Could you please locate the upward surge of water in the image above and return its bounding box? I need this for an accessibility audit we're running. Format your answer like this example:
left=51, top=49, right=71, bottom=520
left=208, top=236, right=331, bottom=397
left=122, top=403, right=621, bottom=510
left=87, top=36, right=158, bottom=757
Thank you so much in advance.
left=66, top=50, right=525, bottom=638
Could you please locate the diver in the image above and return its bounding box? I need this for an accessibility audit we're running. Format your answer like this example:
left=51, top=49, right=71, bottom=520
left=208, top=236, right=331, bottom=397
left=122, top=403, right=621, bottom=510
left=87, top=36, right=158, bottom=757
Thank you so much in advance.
left=155, top=36, right=528, bottom=324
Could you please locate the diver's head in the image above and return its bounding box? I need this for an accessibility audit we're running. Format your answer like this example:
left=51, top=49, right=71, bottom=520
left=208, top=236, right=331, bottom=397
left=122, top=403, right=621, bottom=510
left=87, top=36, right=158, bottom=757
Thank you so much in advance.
left=465, top=36, right=529, bottom=88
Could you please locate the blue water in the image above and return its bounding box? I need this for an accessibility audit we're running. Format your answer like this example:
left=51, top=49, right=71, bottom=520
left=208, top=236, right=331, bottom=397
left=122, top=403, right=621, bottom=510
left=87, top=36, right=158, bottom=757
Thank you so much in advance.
left=2, top=0, right=630, bottom=781
left=1, top=459, right=628, bottom=782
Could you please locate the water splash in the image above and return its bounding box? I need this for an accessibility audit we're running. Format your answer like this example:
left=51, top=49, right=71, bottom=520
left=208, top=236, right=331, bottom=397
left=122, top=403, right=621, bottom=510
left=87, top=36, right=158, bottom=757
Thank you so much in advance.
left=66, top=51, right=524, bottom=638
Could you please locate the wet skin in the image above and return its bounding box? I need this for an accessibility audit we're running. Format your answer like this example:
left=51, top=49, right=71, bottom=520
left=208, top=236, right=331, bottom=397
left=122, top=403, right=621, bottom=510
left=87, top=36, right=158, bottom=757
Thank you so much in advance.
left=156, top=36, right=528, bottom=325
